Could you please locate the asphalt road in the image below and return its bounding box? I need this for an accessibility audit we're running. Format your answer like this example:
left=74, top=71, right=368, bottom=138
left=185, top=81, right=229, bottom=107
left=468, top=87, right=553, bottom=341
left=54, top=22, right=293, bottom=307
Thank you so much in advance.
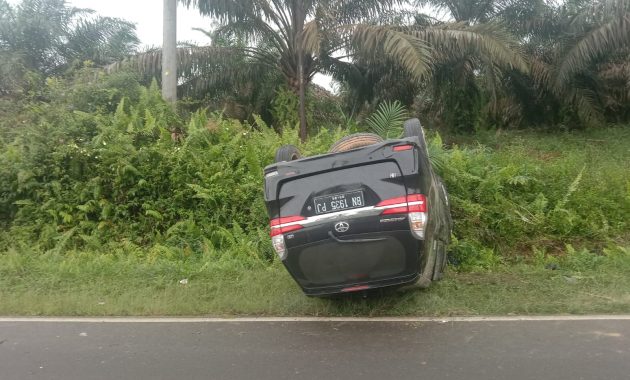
left=1, top=317, right=629, bottom=380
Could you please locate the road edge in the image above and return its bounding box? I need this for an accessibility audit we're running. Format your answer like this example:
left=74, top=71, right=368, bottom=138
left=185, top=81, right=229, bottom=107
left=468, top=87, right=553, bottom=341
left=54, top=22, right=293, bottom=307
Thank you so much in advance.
left=2, top=315, right=630, bottom=323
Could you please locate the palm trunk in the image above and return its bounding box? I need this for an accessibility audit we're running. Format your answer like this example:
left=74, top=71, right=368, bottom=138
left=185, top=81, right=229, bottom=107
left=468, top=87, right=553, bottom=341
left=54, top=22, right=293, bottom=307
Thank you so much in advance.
left=297, top=53, right=308, bottom=142
left=293, top=1, right=308, bottom=142
left=162, top=0, right=177, bottom=105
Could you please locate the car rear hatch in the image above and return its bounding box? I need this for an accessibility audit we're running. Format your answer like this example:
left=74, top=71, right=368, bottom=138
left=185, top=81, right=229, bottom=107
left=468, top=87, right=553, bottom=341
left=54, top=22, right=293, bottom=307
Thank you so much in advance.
left=265, top=141, right=424, bottom=294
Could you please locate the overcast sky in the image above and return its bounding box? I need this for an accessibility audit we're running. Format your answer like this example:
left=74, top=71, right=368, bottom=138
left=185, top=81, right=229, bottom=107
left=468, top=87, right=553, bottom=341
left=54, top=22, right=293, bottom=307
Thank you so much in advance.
left=6, top=0, right=213, bottom=46
left=68, top=0, right=214, bottom=47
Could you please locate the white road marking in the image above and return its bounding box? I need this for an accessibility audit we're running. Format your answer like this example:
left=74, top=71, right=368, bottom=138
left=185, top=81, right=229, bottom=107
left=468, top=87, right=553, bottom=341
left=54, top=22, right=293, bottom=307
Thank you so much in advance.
left=1, top=315, right=630, bottom=323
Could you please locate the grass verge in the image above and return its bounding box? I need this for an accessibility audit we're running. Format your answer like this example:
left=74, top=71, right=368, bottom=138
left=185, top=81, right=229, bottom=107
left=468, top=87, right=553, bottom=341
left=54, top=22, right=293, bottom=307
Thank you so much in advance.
left=1, top=127, right=628, bottom=316
left=1, top=244, right=629, bottom=316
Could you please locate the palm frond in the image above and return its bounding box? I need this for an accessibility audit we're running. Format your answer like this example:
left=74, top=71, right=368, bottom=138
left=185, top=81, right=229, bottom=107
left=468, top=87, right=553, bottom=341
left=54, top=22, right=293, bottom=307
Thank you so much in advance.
left=319, top=0, right=404, bottom=24
left=192, top=27, right=214, bottom=41
left=180, top=0, right=257, bottom=22
left=571, top=86, right=605, bottom=127
left=350, top=24, right=432, bottom=80
left=555, top=14, right=630, bottom=89
left=0, top=0, right=139, bottom=76
left=412, top=22, right=529, bottom=73
left=530, top=55, right=553, bottom=90
left=213, top=18, right=286, bottom=51
left=601, top=0, right=630, bottom=16
left=365, top=100, right=408, bottom=138
left=107, top=45, right=262, bottom=97
left=64, top=17, right=139, bottom=65
left=318, top=54, right=364, bottom=86
left=598, top=61, right=630, bottom=81
left=301, top=20, right=322, bottom=55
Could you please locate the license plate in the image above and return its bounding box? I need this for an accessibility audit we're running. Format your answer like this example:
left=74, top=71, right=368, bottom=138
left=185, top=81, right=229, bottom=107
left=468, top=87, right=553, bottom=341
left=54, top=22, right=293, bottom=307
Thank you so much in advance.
left=313, top=190, right=365, bottom=215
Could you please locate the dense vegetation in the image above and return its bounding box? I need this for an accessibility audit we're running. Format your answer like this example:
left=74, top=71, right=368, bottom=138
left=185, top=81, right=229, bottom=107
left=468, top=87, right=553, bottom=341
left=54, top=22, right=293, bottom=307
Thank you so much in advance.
left=1, top=70, right=628, bottom=271
left=1, top=0, right=629, bottom=290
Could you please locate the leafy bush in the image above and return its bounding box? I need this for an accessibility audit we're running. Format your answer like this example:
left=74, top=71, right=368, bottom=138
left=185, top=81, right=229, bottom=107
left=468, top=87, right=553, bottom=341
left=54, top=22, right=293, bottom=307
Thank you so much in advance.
left=270, top=85, right=346, bottom=135
left=1, top=72, right=628, bottom=272
left=0, top=71, right=347, bottom=263
left=430, top=128, right=630, bottom=264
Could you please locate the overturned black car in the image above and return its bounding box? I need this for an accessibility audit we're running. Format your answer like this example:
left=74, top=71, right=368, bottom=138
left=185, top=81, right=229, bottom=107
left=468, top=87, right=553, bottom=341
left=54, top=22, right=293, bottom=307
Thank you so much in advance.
left=263, top=119, right=452, bottom=296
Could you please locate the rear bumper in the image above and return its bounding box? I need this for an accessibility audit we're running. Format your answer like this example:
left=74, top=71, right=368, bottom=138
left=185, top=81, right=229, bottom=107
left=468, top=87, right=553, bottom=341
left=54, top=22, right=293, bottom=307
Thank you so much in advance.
left=300, top=272, right=420, bottom=296
left=282, top=229, right=423, bottom=296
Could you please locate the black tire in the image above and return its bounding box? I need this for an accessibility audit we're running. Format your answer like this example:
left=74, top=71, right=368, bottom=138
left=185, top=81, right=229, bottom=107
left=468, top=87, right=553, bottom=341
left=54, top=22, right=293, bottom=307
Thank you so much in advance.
left=403, top=118, right=428, bottom=155
left=274, top=144, right=301, bottom=162
left=329, top=133, right=384, bottom=153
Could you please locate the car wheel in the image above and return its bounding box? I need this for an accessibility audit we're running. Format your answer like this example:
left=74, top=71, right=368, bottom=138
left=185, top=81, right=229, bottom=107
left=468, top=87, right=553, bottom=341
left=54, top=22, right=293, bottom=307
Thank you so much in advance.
left=329, top=133, right=383, bottom=153
left=275, top=144, right=301, bottom=162
left=402, top=118, right=428, bottom=155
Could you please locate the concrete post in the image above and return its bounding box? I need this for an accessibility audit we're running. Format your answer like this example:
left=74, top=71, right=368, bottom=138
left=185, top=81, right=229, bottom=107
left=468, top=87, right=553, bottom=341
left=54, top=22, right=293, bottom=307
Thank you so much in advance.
left=162, top=0, right=177, bottom=104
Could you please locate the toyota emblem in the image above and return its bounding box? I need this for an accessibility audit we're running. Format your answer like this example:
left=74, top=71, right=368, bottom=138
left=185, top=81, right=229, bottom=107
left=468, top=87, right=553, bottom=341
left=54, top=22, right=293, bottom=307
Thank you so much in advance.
left=334, top=221, right=350, bottom=233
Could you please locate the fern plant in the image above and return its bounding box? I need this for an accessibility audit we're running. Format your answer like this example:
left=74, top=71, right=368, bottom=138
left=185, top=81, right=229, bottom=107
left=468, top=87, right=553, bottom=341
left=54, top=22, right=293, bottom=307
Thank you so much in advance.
left=365, top=100, right=408, bottom=139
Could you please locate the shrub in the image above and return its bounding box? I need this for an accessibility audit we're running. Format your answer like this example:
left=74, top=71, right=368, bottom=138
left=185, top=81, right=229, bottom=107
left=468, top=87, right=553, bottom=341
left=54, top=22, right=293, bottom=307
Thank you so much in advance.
left=1, top=72, right=628, bottom=271
left=429, top=128, right=630, bottom=260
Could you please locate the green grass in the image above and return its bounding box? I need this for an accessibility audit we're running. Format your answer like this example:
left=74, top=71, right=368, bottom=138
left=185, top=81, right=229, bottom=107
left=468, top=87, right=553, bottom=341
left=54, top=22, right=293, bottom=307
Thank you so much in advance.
left=438, top=126, right=630, bottom=262
left=1, top=244, right=629, bottom=316
left=1, top=126, right=629, bottom=316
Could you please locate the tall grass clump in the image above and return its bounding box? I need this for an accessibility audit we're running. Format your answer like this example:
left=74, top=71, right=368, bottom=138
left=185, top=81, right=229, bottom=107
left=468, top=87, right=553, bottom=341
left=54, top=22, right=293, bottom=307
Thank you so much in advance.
left=428, top=129, right=630, bottom=268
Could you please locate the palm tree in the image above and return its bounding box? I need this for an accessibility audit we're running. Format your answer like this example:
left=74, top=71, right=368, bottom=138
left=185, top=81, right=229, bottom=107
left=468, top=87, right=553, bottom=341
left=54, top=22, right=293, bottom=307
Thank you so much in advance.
left=413, top=0, right=630, bottom=129
left=526, top=0, right=630, bottom=126
left=335, top=2, right=530, bottom=131
left=118, top=0, right=528, bottom=138
left=177, top=0, right=435, bottom=141
left=0, top=0, right=139, bottom=95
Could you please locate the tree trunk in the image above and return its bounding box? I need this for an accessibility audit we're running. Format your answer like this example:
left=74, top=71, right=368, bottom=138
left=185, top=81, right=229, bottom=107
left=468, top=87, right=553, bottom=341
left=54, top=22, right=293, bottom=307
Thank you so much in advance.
left=293, top=1, right=308, bottom=142
left=162, top=0, right=177, bottom=105
left=297, top=53, right=308, bottom=142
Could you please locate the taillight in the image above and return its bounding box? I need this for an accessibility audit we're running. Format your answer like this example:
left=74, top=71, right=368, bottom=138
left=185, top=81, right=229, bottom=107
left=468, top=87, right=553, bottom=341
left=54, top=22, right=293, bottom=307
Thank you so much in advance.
left=270, top=215, right=306, bottom=227
left=269, top=215, right=306, bottom=237
left=393, top=144, right=414, bottom=151
left=269, top=223, right=303, bottom=237
left=269, top=215, right=305, bottom=259
left=377, top=194, right=427, bottom=240
left=377, top=194, right=426, bottom=214
left=408, top=211, right=427, bottom=239
left=271, top=235, right=287, bottom=260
